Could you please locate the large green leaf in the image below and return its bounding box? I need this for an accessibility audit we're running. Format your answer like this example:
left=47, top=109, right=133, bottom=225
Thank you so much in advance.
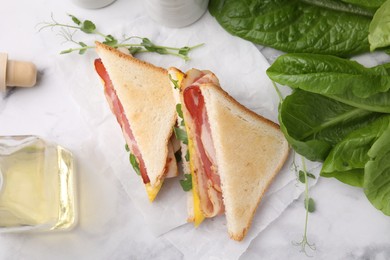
left=369, top=0, right=390, bottom=51
left=364, top=124, right=390, bottom=216
left=209, top=0, right=372, bottom=56
left=279, top=90, right=381, bottom=161
left=267, top=53, right=390, bottom=98
left=267, top=53, right=390, bottom=113
left=321, top=115, right=390, bottom=187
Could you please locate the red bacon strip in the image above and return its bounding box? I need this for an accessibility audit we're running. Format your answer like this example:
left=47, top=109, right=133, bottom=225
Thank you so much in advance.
left=94, top=59, right=150, bottom=184
left=183, top=71, right=224, bottom=217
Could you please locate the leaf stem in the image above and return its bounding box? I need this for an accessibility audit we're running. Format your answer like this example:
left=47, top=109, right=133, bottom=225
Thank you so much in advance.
left=38, top=22, right=80, bottom=32
left=302, top=157, right=310, bottom=243
left=156, top=43, right=205, bottom=51
left=272, top=81, right=284, bottom=102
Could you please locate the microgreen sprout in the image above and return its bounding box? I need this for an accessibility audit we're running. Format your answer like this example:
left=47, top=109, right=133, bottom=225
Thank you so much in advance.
left=292, top=155, right=316, bottom=256
left=272, top=80, right=316, bottom=255
left=38, top=14, right=204, bottom=60
left=180, top=173, right=193, bottom=192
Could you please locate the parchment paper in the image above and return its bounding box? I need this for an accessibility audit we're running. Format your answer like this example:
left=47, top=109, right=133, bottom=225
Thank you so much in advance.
left=58, top=12, right=321, bottom=259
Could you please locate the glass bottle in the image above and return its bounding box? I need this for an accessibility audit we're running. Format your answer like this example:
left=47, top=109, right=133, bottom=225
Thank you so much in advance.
left=0, top=135, right=76, bottom=232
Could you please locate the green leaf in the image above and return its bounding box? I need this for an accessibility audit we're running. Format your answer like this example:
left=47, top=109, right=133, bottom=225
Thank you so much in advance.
left=141, top=37, right=153, bottom=48
left=128, top=47, right=143, bottom=55
left=321, top=115, right=390, bottom=187
left=129, top=153, right=141, bottom=175
left=304, top=198, right=316, bottom=213
left=364, top=125, right=390, bottom=215
left=322, top=169, right=365, bottom=187
left=369, top=0, right=390, bottom=51
left=209, top=0, right=373, bottom=56
left=125, top=144, right=130, bottom=152
left=298, top=170, right=316, bottom=183
left=176, top=104, right=183, bottom=118
left=278, top=90, right=382, bottom=161
left=141, top=37, right=168, bottom=54
left=267, top=53, right=390, bottom=99
left=68, top=14, right=81, bottom=25
left=170, top=75, right=180, bottom=90
left=154, top=47, right=169, bottom=54
left=78, top=42, right=87, bottom=54
left=178, top=47, right=190, bottom=56
left=80, top=20, right=96, bottom=34
left=174, top=127, right=188, bottom=145
left=103, top=34, right=118, bottom=46
left=60, top=49, right=73, bottom=54
left=268, top=54, right=390, bottom=113
left=298, top=171, right=306, bottom=183
left=180, top=174, right=193, bottom=191
left=185, top=149, right=190, bottom=162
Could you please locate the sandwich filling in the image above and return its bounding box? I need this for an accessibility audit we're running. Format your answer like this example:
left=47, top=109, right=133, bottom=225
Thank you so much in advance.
left=183, top=70, right=224, bottom=218
left=94, top=59, right=150, bottom=184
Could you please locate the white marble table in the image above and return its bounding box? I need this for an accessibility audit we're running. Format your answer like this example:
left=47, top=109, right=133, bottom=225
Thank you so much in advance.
left=1, top=1, right=389, bottom=259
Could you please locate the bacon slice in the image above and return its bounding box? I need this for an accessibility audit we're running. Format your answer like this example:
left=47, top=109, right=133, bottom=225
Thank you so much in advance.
left=94, top=59, right=150, bottom=184
left=182, top=70, right=224, bottom=218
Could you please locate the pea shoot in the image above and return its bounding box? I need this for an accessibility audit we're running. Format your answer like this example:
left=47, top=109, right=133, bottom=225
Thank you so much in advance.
left=273, top=81, right=317, bottom=255
left=291, top=155, right=316, bottom=256
left=38, top=14, right=204, bottom=60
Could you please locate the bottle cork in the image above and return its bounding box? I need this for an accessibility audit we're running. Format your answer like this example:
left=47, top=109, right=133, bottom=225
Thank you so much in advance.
left=0, top=53, right=37, bottom=92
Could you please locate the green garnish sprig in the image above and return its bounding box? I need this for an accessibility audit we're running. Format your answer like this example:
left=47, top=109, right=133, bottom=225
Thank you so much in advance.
left=180, top=174, right=193, bottom=191
left=173, top=102, right=192, bottom=191
left=169, top=74, right=180, bottom=90
left=174, top=104, right=190, bottom=161
left=38, top=14, right=203, bottom=60
left=273, top=80, right=316, bottom=255
left=125, top=144, right=140, bottom=175
left=291, top=155, right=316, bottom=256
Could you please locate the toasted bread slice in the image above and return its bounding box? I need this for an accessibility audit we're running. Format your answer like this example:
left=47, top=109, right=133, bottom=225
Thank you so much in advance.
left=199, top=83, right=289, bottom=241
left=95, top=42, right=177, bottom=200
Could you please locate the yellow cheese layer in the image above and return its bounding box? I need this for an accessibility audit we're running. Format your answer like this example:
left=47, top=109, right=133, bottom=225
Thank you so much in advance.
left=175, top=69, right=205, bottom=226
left=187, top=136, right=205, bottom=226
left=145, top=181, right=163, bottom=202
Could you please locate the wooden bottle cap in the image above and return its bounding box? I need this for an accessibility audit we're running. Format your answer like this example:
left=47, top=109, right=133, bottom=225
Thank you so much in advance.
left=0, top=53, right=37, bottom=92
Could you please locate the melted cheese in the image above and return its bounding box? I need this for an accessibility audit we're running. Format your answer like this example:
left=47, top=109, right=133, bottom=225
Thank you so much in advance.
left=168, top=69, right=206, bottom=224
left=176, top=70, right=184, bottom=85
left=145, top=181, right=163, bottom=202
left=187, top=134, right=205, bottom=226
left=173, top=69, right=205, bottom=225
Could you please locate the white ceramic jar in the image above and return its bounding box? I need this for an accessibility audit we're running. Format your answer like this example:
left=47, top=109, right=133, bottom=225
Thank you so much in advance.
left=144, top=0, right=209, bottom=28
left=71, top=0, right=116, bottom=9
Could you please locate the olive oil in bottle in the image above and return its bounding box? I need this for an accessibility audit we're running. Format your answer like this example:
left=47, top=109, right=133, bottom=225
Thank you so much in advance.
left=0, top=136, right=76, bottom=232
